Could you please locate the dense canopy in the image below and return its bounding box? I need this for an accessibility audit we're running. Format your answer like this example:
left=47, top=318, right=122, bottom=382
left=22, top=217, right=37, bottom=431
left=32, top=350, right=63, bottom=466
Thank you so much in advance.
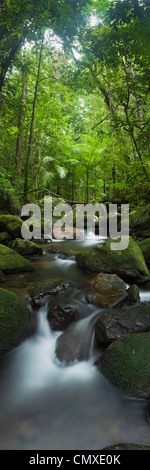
left=0, top=0, right=150, bottom=208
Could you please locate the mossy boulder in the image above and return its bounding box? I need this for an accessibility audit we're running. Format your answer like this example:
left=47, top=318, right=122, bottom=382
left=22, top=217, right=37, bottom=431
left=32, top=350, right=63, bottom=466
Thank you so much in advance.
left=138, top=238, right=150, bottom=268
left=0, top=231, right=11, bottom=246
left=95, top=304, right=150, bottom=345
left=97, top=332, right=150, bottom=398
left=0, top=244, right=33, bottom=274
left=76, top=236, right=150, bottom=284
left=0, top=214, right=23, bottom=239
left=11, top=238, right=43, bottom=256
left=126, top=284, right=140, bottom=302
left=131, top=204, right=150, bottom=238
left=0, top=287, right=33, bottom=355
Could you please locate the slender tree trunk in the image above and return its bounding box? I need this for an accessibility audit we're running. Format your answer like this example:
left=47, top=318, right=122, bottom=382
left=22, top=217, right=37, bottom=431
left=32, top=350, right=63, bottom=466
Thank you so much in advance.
left=24, top=38, right=43, bottom=200
left=0, top=37, right=23, bottom=93
left=16, top=73, right=27, bottom=176
left=72, top=167, right=75, bottom=201
left=87, top=167, right=89, bottom=203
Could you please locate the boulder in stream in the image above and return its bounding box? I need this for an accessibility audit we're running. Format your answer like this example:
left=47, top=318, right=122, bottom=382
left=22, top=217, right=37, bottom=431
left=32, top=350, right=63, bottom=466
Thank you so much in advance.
left=11, top=238, right=43, bottom=256
left=131, top=204, right=150, bottom=238
left=138, top=238, right=150, bottom=268
left=86, top=272, right=127, bottom=308
left=0, top=243, right=33, bottom=274
left=96, top=332, right=150, bottom=399
left=95, top=304, right=150, bottom=345
left=0, top=287, right=33, bottom=355
left=0, top=214, right=23, bottom=239
left=48, top=302, right=77, bottom=331
left=76, top=236, right=150, bottom=284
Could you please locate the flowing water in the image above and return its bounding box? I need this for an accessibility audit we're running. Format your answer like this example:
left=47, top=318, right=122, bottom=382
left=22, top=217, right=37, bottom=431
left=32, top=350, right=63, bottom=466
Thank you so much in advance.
left=0, top=235, right=150, bottom=450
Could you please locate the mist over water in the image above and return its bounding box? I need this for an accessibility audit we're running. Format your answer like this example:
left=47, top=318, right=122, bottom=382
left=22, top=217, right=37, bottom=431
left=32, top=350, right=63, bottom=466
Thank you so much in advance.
left=0, top=236, right=150, bottom=450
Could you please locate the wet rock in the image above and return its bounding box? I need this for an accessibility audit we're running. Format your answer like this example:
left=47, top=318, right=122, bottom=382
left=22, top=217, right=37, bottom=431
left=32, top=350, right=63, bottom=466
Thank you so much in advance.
left=76, top=236, right=150, bottom=284
left=95, top=304, right=150, bottom=345
left=138, top=238, right=150, bottom=268
left=30, top=282, right=71, bottom=308
left=126, top=284, right=140, bottom=302
left=0, top=244, right=33, bottom=274
left=55, top=313, right=97, bottom=363
left=0, top=287, right=33, bottom=355
left=11, top=238, right=43, bottom=256
left=96, top=332, right=150, bottom=398
left=131, top=204, right=150, bottom=238
left=0, top=214, right=23, bottom=239
left=86, top=273, right=127, bottom=308
left=48, top=302, right=77, bottom=331
left=0, top=231, right=11, bottom=246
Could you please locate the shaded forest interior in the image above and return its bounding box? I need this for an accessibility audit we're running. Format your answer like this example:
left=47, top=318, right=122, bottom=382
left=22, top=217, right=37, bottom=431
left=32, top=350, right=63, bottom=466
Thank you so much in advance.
left=0, top=0, right=150, bottom=212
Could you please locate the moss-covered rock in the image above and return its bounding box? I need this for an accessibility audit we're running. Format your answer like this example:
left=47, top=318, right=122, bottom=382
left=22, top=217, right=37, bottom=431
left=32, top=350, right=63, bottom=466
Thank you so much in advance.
left=97, top=332, right=150, bottom=398
left=76, top=237, right=150, bottom=284
left=0, top=214, right=23, bottom=239
left=95, top=304, right=150, bottom=345
left=0, top=288, right=33, bottom=355
left=0, top=244, right=33, bottom=274
left=0, top=231, right=11, bottom=246
left=11, top=238, right=43, bottom=256
left=138, top=238, right=150, bottom=268
left=131, top=204, right=150, bottom=238
left=126, top=284, right=140, bottom=302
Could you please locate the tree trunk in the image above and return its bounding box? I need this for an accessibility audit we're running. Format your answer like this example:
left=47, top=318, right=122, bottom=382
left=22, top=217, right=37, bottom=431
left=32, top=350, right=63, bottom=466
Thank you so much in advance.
left=24, top=38, right=43, bottom=200
left=0, top=37, right=23, bottom=93
left=16, top=73, right=27, bottom=176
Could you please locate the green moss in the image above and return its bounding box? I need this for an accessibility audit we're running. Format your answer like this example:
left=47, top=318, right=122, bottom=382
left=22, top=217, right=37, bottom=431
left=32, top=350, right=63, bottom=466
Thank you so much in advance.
left=0, top=214, right=23, bottom=239
left=76, top=237, right=150, bottom=283
left=11, top=238, right=43, bottom=256
left=0, top=244, right=33, bottom=274
left=138, top=238, right=150, bottom=267
left=99, top=332, right=150, bottom=398
left=0, top=288, right=32, bottom=354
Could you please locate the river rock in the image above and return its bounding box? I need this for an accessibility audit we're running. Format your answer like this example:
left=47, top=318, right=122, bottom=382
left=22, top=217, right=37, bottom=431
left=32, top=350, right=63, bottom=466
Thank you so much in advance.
left=55, top=313, right=97, bottom=363
left=11, top=238, right=43, bottom=256
left=0, top=231, right=11, bottom=246
left=131, top=204, right=150, bottom=238
left=30, top=282, right=71, bottom=308
left=96, top=332, right=150, bottom=398
left=138, top=238, right=150, bottom=268
left=126, top=284, right=140, bottom=302
left=0, top=287, right=33, bottom=355
left=95, top=304, right=150, bottom=345
left=76, top=236, right=150, bottom=284
left=0, top=244, right=33, bottom=274
left=0, top=214, right=23, bottom=239
left=48, top=302, right=77, bottom=331
left=86, top=273, right=127, bottom=308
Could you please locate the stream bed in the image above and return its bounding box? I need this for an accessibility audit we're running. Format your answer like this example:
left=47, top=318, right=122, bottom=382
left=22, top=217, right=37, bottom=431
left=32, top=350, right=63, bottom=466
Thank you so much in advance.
left=0, top=237, right=150, bottom=450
